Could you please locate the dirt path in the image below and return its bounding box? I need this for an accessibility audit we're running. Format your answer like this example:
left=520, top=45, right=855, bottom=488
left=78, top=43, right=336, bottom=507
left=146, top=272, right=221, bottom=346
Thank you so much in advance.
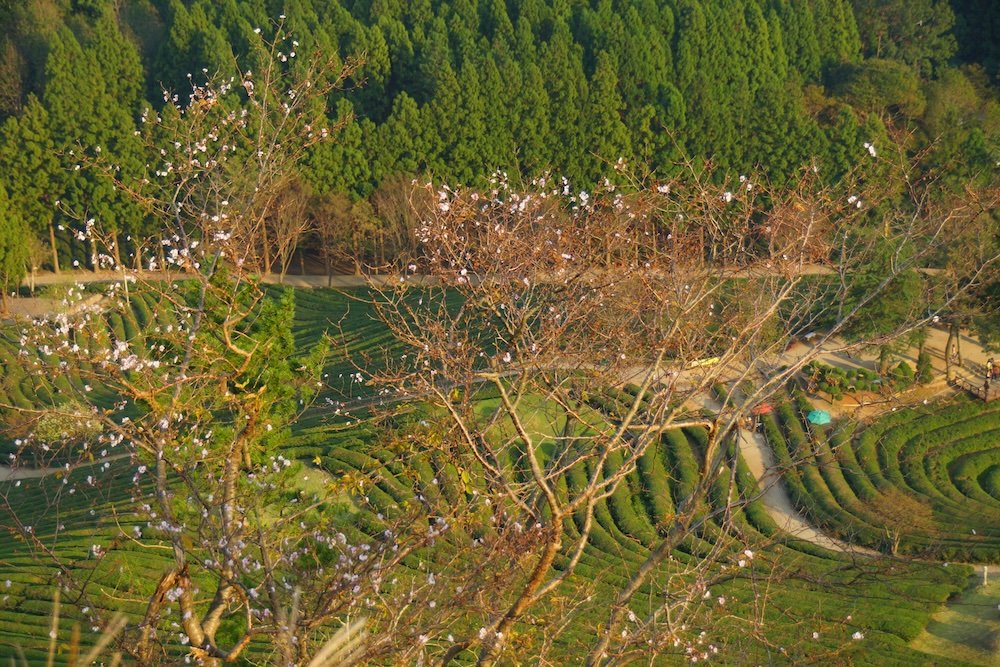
left=0, top=454, right=130, bottom=482
left=736, top=427, right=879, bottom=555
left=15, top=264, right=892, bottom=290
left=680, top=393, right=875, bottom=554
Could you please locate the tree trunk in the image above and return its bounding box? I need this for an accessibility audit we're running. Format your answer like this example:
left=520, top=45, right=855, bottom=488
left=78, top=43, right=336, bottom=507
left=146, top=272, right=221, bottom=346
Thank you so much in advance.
left=112, top=235, right=123, bottom=268
left=945, top=324, right=956, bottom=381
left=261, top=225, right=271, bottom=276
left=48, top=220, right=60, bottom=274
left=878, top=346, right=891, bottom=376
left=90, top=236, right=98, bottom=272
left=476, top=531, right=562, bottom=667
left=158, top=237, right=167, bottom=273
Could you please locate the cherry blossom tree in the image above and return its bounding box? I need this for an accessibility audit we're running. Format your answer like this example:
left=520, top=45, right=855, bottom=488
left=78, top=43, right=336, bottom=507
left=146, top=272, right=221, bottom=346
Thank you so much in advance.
left=361, top=158, right=998, bottom=665
left=0, top=24, right=438, bottom=667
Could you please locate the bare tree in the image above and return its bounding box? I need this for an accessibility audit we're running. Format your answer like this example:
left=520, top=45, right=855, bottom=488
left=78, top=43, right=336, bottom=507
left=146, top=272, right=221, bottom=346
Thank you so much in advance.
left=268, top=176, right=313, bottom=282
left=309, top=190, right=352, bottom=285
left=874, top=488, right=938, bottom=556
left=369, top=173, right=433, bottom=269
left=359, top=161, right=998, bottom=665
left=309, top=191, right=377, bottom=278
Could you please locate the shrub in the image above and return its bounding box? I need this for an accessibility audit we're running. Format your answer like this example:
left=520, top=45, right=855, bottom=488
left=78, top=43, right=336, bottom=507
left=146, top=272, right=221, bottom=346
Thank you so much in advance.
left=892, top=361, right=914, bottom=388
left=916, top=351, right=933, bottom=384
left=31, top=400, right=103, bottom=445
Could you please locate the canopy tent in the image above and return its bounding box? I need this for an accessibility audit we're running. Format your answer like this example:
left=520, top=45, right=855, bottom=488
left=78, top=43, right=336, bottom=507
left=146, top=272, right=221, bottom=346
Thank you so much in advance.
left=806, top=410, right=832, bottom=425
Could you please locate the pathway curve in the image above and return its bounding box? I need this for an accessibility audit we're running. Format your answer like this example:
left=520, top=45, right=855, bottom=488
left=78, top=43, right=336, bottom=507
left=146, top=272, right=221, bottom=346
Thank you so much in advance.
left=0, top=454, right=130, bottom=482
left=684, top=393, right=877, bottom=554
left=736, top=427, right=879, bottom=555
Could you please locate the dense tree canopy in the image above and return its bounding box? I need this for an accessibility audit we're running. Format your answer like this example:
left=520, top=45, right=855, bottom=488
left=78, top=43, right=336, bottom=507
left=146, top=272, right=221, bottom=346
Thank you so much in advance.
left=0, top=0, right=995, bottom=273
left=0, top=184, right=27, bottom=309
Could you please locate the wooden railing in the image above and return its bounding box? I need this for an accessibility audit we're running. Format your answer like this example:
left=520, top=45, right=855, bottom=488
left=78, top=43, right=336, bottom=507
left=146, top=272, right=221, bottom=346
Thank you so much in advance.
left=952, top=376, right=1000, bottom=402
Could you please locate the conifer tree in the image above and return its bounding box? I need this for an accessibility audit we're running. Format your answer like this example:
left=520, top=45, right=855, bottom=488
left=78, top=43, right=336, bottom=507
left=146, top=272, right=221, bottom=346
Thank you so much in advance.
left=44, top=24, right=145, bottom=269
left=0, top=183, right=27, bottom=310
left=515, top=61, right=551, bottom=175
left=477, top=52, right=516, bottom=175
left=481, top=0, right=515, bottom=46
left=0, top=96, right=60, bottom=271
left=304, top=99, right=371, bottom=196
left=773, top=0, right=822, bottom=81
left=673, top=0, right=715, bottom=160
left=541, top=18, right=587, bottom=184
left=583, top=51, right=631, bottom=183
left=373, top=92, right=426, bottom=180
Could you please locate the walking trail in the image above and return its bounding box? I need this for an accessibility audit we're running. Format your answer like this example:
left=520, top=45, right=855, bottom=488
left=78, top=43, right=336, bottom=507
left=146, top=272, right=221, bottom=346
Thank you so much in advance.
left=735, top=427, right=879, bottom=555
left=681, top=327, right=996, bottom=557
left=0, top=454, right=129, bottom=483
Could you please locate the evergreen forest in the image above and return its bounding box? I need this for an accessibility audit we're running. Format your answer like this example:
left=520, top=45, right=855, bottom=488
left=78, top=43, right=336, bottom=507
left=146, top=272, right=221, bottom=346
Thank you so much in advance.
left=0, top=0, right=997, bottom=275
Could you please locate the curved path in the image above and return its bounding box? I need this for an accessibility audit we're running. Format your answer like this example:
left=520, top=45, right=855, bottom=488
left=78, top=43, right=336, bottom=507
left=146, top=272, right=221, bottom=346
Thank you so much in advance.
left=0, top=454, right=130, bottom=482
left=736, top=428, right=879, bottom=555
left=684, top=393, right=878, bottom=555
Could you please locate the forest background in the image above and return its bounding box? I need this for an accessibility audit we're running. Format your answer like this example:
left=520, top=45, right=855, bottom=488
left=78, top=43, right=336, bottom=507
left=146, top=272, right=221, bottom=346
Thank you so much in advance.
left=0, top=0, right=997, bottom=280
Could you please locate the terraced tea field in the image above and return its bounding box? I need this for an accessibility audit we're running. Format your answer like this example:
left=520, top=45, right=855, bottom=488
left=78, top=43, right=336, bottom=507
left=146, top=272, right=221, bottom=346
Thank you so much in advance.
left=0, top=287, right=990, bottom=664
left=763, top=393, right=1000, bottom=561
left=1, top=407, right=972, bottom=663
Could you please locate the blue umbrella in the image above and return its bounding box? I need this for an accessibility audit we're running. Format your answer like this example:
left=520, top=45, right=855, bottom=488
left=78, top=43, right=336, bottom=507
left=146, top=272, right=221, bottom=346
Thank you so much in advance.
left=807, top=409, right=831, bottom=425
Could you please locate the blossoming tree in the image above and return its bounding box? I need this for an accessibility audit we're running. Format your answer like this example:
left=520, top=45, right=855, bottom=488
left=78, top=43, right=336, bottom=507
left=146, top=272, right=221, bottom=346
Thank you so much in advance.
left=1, top=23, right=998, bottom=667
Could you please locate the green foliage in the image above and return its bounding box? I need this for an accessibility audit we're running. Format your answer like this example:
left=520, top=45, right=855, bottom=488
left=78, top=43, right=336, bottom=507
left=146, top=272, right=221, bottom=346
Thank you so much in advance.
left=842, top=240, right=924, bottom=342
left=806, top=360, right=881, bottom=396
left=831, top=58, right=926, bottom=118
left=952, top=0, right=1000, bottom=82
left=0, top=96, right=58, bottom=269
left=773, top=396, right=1000, bottom=560
left=891, top=360, right=914, bottom=388
left=0, top=288, right=982, bottom=663
left=30, top=400, right=103, bottom=446
left=0, top=184, right=27, bottom=302
left=916, top=350, right=934, bottom=384
left=2, top=0, right=993, bottom=271
left=850, top=0, right=957, bottom=77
